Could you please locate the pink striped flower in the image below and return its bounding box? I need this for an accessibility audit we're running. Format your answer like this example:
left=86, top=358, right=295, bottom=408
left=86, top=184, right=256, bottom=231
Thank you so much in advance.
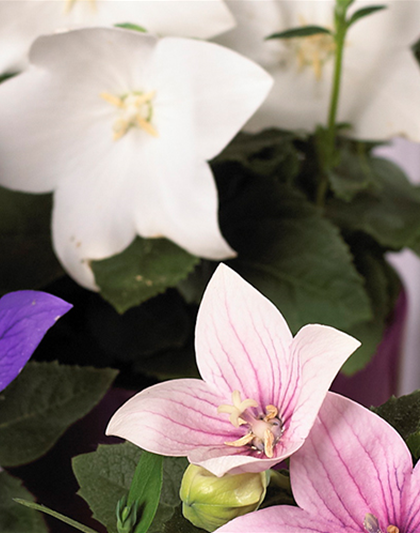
left=107, top=264, right=360, bottom=477
left=215, top=392, right=420, bottom=532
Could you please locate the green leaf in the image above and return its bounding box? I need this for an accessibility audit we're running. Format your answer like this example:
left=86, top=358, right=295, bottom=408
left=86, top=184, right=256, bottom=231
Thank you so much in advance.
left=266, top=25, right=332, bottom=40
left=0, top=187, right=63, bottom=294
left=115, top=23, right=147, bottom=32
left=347, top=5, right=387, bottom=27
left=128, top=452, right=163, bottom=533
left=212, top=129, right=301, bottom=182
left=373, top=390, right=420, bottom=461
left=216, top=169, right=371, bottom=333
left=326, top=157, right=420, bottom=255
left=0, top=361, right=118, bottom=466
left=92, top=237, right=200, bottom=314
left=341, top=242, right=401, bottom=375
left=13, top=500, right=99, bottom=533
left=328, top=143, right=377, bottom=201
left=0, top=472, right=47, bottom=533
left=73, top=443, right=188, bottom=533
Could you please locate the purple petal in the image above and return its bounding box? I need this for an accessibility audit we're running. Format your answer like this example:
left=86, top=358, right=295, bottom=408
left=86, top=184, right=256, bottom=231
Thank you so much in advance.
left=0, top=290, right=72, bottom=391
left=195, top=264, right=293, bottom=408
left=291, top=393, right=411, bottom=530
left=214, top=506, right=344, bottom=533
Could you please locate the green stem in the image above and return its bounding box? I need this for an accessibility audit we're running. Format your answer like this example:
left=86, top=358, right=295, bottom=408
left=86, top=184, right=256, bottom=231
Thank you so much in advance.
left=14, top=499, right=100, bottom=533
left=316, top=9, right=348, bottom=207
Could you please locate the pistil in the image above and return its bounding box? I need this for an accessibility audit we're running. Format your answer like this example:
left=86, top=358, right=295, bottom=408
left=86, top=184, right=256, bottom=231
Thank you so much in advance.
left=100, top=91, right=158, bottom=141
left=292, top=16, right=336, bottom=80
left=65, top=0, right=97, bottom=13
left=218, top=391, right=283, bottom=458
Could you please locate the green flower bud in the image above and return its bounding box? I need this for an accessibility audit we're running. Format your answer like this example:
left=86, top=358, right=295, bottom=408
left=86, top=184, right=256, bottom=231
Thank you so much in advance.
left=180, top=464, right=269, bottom=532
left=116, top=494, right=139, bottom=533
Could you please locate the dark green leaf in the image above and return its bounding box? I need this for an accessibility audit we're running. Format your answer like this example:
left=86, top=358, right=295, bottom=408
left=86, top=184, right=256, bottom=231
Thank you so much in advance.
left=92, top=237, right=199, bottom=314
left=115, top=23, right=147, bottom=32
left=347, top=5, right=387, bottom=27
left=13, top=500, right=99, bottom=533
left=73, top=443, right=188, bottom=533
left=373, top=390, right=420, bottom=461
left=412, top=36, right=420, bottom=65
left=212, top=129, right=301, bottom=182
left=159, top=505, right=203, bottom=533
left=266, top=26, right=332, bottom=40
left=326, top=157, right=420, bottom=255
left=216, top=170, right=371, bottom=333
left=0, top=187, right=63, bottom=294
left=328, top=143, right=377, bottom=201
left=128, top=452, right=163, bottom=533
left=341, top=243, right=401, bottom=375
left=0, top=361, right=118, bottom=466
left=0, top=472, right=47, bottom=533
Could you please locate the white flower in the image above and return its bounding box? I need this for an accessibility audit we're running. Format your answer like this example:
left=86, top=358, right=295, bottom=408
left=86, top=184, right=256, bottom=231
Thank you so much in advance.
left=0, top=0, right=236, bottom=74
left=0, top=27, right=273, bottom=290
left=216, top=0, right=420, bottom=141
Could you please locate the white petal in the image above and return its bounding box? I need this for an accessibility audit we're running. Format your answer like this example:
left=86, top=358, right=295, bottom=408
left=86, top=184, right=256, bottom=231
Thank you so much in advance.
left=152, top=36, right=273, bottom=160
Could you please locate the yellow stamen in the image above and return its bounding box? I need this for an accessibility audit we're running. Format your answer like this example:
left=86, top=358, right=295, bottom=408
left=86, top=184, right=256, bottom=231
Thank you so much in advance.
left=263, top=429, right=275, bottom=458
left=264, top=405, right=278, bottom=421
left=100, top=92, right=124, bottom=108
left=225, top=433, right=255, bottom=448
left=387, top=527, right=399, bottom=533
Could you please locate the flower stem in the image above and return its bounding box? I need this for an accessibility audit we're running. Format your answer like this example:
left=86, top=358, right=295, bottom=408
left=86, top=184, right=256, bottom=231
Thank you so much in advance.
left=315, top=5, right=349, bottom=207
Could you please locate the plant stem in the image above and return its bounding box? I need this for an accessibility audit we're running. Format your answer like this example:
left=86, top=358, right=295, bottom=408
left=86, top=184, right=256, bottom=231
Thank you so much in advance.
left=316, top=8, right=348, bottom=207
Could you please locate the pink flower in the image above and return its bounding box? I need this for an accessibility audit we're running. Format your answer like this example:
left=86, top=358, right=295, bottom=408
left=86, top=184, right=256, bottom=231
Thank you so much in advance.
left=215, top=392, right=419, bottom=532
left=106, top=265, right=360, bottom=477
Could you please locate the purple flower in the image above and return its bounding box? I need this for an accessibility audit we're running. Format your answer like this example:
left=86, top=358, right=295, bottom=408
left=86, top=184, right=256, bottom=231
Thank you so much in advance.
left=0, top=290, right=72, bottom=391
left=215, top=392, right=419, bottom=533
left=106, top=264, right=360, bottom=477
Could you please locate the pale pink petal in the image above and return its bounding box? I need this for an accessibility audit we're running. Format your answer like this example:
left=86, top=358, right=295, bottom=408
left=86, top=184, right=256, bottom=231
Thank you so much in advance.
left=215, top=506, right=343, bottom=533
left=291, top=393, right=411, bottom=529
left=106, top=379, right=234, bottom=456
left=401, top=454, right=420, bottom=532
left=196, top=264, right=294, bottom=407
left=284, top=325, right=360, bottom=440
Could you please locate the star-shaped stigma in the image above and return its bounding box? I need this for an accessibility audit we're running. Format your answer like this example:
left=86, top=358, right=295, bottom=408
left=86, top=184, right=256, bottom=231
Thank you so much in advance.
left=100, top=90, right=158, bottom=140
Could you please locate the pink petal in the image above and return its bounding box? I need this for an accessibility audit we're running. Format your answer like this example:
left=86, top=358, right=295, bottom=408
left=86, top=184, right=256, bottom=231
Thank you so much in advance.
left=401, top=455, right=420, bottom=532
left=196, top=264, right=294, bottom=407
left=291, top=393, right=412, bottom=529
left=106, top=379, right=234, bottom=456
left=214, top=506, right=343, bottom=533
left=284, top=325, right=361, bottom=440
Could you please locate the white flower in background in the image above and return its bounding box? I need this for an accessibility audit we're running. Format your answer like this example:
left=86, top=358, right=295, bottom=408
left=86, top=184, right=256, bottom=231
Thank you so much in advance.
left=0, top=0, right=235, bottom=74
left=0, top=27, right=273, bottom=290
left=216, top=0, right=420, bottom=141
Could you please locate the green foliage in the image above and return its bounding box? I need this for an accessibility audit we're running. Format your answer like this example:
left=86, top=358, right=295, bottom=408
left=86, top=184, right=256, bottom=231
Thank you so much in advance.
left=73, top=443, right=189, bottom=533
left=341, top=241, right=401, bottom=375
left=0, top=361, right=118, bottom=466
left=373, top=390, right=420, bottom=462
left=0, top=187, right=63, bottom=294
left=326, top=157, right=420, bottom=254
left=215, top=164, right=371, bottom=334
left=115, top=23, right=147, bottom=32
left=347, top=5, right=387, bottom=28
left=266, top=26, right=332, bottom=40
left=13, top=500, right=99, bottom=533
left=0, top=472, right=47, bottom=533
left=92, top=236, right=199, bottom=314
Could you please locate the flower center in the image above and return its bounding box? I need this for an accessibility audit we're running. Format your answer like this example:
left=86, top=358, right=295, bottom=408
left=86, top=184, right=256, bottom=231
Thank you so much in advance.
left=65, top=0, right=97, bottom=13
left=290, top=16, right=336, bottom=80
left=100, top=91, right=158, bottom=141
left=217, top=391, right=283, bottom=458
left=363, top=513, right=399, bottom=533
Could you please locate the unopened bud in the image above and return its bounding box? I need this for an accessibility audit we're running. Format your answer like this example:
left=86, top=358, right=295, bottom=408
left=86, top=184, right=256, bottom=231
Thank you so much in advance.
left=180, top=464, right=269, bottom=532
left=116, top=494, right=139, bottom=533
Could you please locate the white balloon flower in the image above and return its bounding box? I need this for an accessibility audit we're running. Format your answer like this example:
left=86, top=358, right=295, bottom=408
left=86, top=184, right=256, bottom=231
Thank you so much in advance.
left=0, top=27, right=273, bottom=290
left=216, top=0, right=420, bottom=141
left=0, top=0, right=236, bottom=74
